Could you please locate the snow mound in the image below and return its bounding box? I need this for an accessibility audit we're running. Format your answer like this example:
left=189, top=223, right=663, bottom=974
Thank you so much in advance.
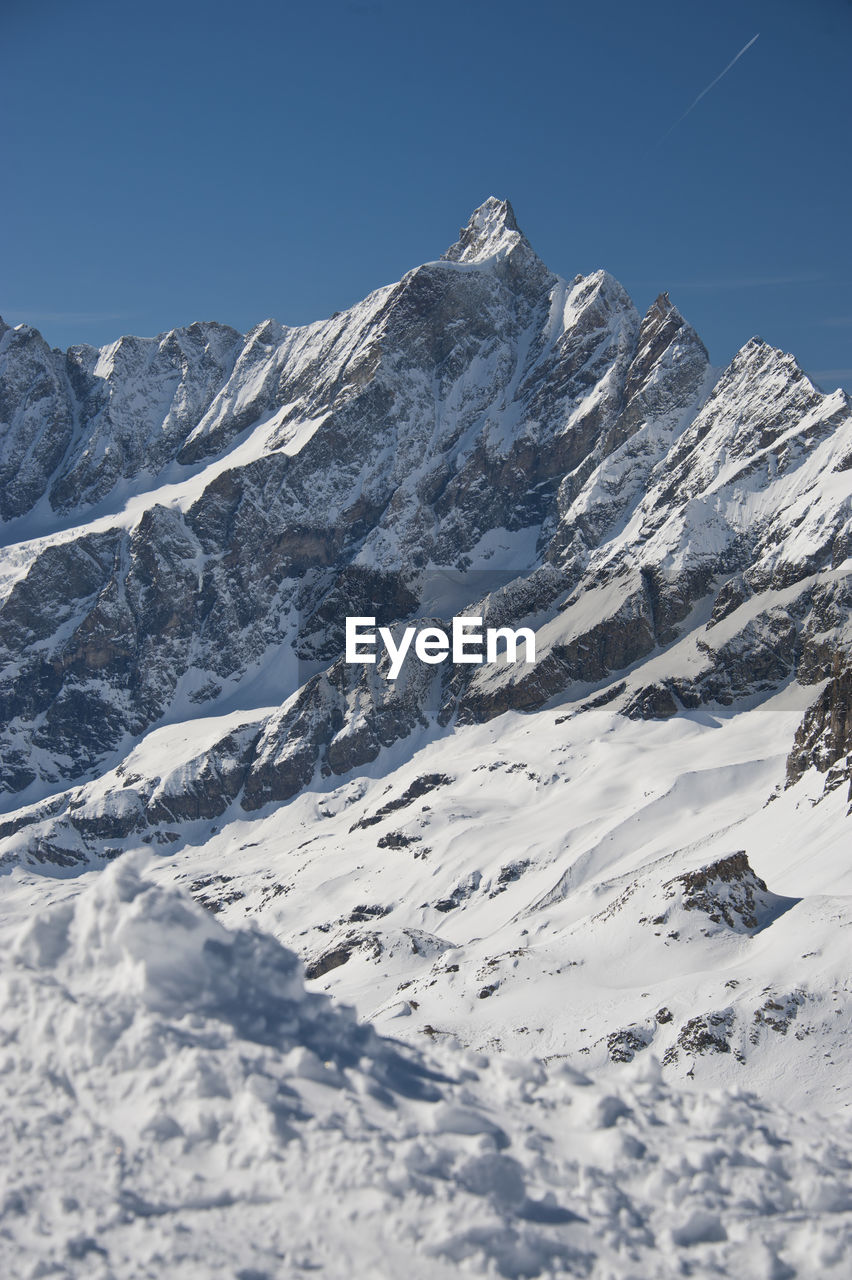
left=2, top=856, right=852, bottom=1278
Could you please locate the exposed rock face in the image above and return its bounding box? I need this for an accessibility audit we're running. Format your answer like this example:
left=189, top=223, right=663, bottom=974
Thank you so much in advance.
left=0, top=323, right=75, bottom=521
left=241, top=654, right=442, bottom=811
left=0, top=319, right=243, bottom=521
left=662, top=853, right=787, bottom=934
left=786, top=654, right=852, bottom=800
left=350, top=774, right=454, bottom=831
left=606, top=1025, right=654, bottom=1063
left=663, top=1010, right=735, bottom=1063
left=0, top=196, right=850, bottom=847
left=582, top=851, right=795, bottom=946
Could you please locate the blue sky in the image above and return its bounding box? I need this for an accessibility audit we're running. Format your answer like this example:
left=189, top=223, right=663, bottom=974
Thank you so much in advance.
left=3, top=0, right=851, bottom=389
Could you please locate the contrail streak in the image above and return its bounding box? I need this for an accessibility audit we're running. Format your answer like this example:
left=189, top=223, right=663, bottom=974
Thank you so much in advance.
left=657, top=33, right=760, bottom=145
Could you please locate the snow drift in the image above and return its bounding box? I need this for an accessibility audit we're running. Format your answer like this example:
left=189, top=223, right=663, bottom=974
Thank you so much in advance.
left=2, top=856, right=851, bottom=1279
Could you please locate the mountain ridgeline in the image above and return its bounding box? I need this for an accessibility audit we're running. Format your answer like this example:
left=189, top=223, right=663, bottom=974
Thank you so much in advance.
left=0, top=197, right=850, bottom=863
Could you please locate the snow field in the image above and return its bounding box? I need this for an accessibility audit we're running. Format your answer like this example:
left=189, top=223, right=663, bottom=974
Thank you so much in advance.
left=1, top=855, right=851, bottom=1279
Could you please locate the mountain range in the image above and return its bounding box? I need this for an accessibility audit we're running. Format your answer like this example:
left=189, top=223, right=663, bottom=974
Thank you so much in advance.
left=1, top=194, right=851, bottom=1114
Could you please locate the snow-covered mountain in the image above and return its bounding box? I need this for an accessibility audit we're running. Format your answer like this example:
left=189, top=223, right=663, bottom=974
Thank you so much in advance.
left=1, top=198, right=851, bottom=1276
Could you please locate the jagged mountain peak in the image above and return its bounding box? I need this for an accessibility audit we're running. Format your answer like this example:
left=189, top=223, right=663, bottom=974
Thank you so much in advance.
left=724, top=337, right=851, bottom=410
left=731, top=334, right=804, bottom=375
left=712, top=335, right=831, bottom=409
left=575, top=266, right=636, bottom=312
left=0, top=319, right=44, bottom=347
left=643, top=290, right=683, bottom=326
left=442, top=195, right=527, bottom=264
left=627, top=290, right=709, bottom=388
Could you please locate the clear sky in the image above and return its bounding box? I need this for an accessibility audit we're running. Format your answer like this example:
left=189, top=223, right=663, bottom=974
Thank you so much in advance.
left=3, top=0, right=851, bottom=390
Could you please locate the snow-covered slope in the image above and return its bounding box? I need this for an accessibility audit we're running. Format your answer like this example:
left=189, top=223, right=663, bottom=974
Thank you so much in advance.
left=4, top=666, right=848, bottom=1112
left=3, top=856, right=851, bottom=1280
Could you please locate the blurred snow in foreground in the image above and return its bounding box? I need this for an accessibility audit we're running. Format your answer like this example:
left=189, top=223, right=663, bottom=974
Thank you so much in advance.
left=2, top=855, right=850, bottom=1279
